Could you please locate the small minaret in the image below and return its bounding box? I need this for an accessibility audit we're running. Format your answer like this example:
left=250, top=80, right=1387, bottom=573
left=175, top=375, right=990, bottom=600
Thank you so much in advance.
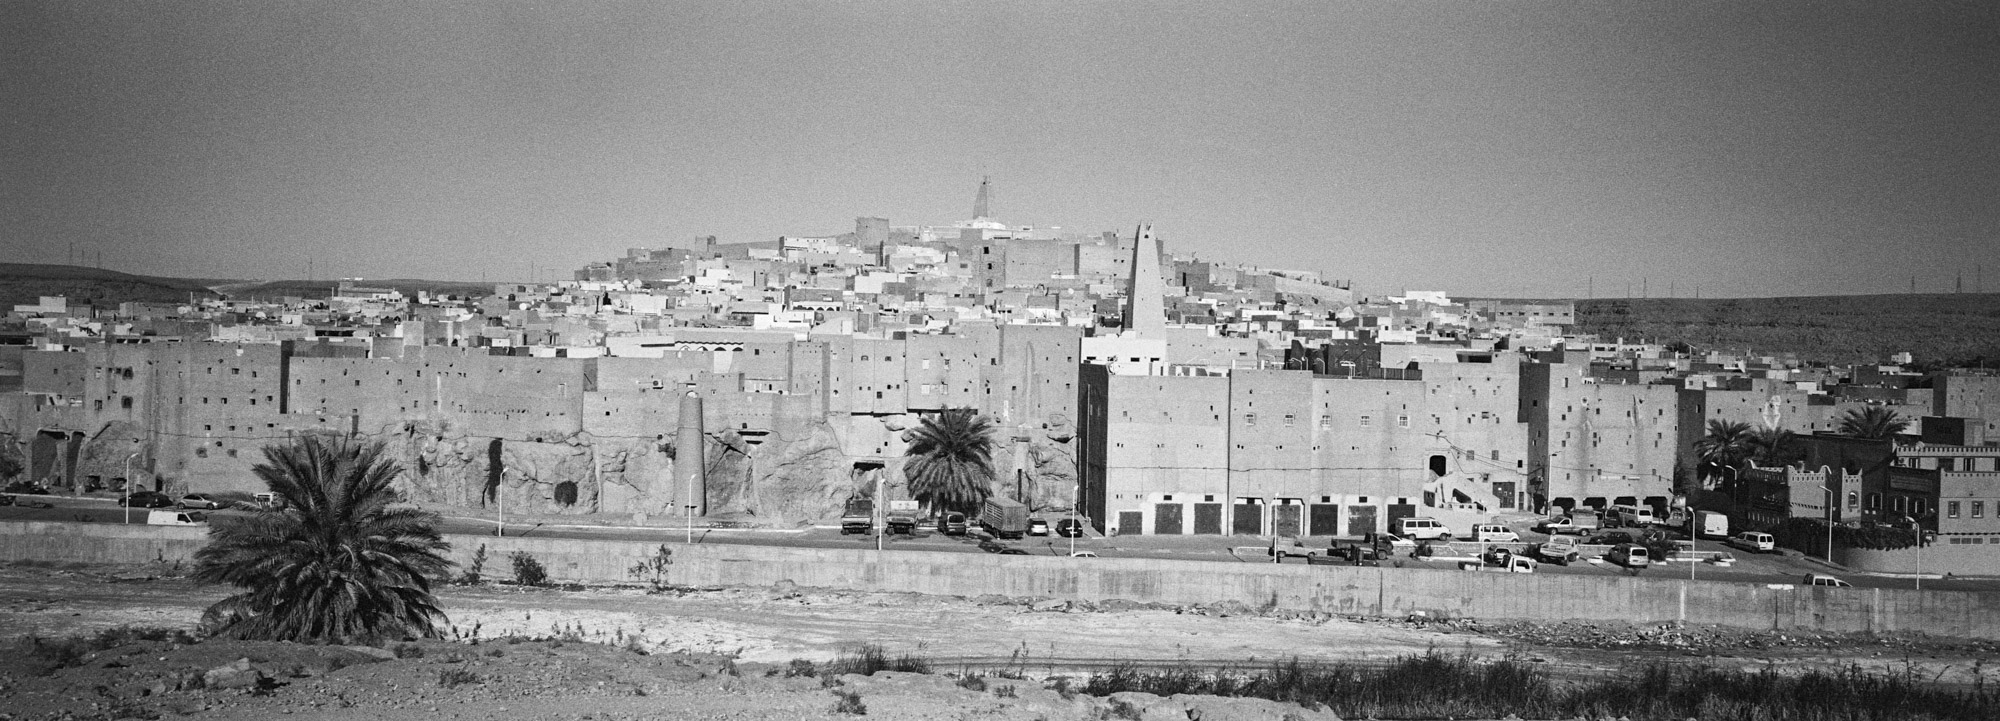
left=676, top=391, right=706, bottom=516
left=973, top=176, right=993, bottom=220
left=1122, top=224, right=1166, bottom=336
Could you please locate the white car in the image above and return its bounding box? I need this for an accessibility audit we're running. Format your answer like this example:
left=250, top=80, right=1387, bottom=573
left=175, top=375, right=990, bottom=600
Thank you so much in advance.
left=1803, top=573, right=1852, bottom=588
left=1728, top=531, right=1775, bottom=553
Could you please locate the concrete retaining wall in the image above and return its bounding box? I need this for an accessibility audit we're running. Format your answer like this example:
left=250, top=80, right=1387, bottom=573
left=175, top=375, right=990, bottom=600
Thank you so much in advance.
left=7, top=522, right=2000, bottom=639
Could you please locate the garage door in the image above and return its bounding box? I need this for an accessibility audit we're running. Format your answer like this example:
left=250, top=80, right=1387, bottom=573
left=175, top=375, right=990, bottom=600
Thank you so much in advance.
left=1153, top=503, right=1184, bottom=535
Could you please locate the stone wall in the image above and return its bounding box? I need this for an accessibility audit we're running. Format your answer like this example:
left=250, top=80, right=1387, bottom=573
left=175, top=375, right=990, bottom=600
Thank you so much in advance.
left=8, top=521, right=1998, bottom=640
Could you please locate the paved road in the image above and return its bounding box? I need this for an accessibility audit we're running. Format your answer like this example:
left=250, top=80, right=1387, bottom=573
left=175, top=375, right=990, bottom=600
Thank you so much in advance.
left=5, top=494, right=1993, bottom=593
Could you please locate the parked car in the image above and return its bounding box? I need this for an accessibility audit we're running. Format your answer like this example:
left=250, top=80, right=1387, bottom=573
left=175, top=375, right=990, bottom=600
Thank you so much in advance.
left=1392, top=517, right=1453, bottom=540
left=1728, top=531, right=1776, bottom=553
left=937, top=511, right=969, bottom=536
left=1, top=494, right=54, bottom=509
left=1268, top=537, right=1318, bottom=561
left=1606, top=543, right=1651, bottom=569
left=120, top=491, right=174, bottom=508
left=1055, top=518, right=1087, bottom=538
left=1027, top=518, right=1050, bottom=537
left=3, top=481, right=49, bottom=495
left=1586, top=530, right=1642, bottom=546
left=1803, top=573, right=1851, bottom=588
left=996, top=548, right=1029, bottom=556
left=1070, top=551, right=1098, bottom=558
left=178, top=493, right=225, bottom=510
left=1470, top=524, right=1519, bottom=543
left=146, top=510, right=207, bottom=526
left=1533, top=535, right=1582, bottom=565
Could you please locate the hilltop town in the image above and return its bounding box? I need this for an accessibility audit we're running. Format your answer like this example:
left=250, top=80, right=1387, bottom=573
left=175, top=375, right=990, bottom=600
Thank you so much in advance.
left=3, top=181, right=1998, bottom=574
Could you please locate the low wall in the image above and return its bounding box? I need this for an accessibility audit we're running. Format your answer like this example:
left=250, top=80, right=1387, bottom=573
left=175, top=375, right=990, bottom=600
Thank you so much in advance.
left=1844, top=544, right=2000, bottom=577
left=7, top=522, right=2000, bottom=640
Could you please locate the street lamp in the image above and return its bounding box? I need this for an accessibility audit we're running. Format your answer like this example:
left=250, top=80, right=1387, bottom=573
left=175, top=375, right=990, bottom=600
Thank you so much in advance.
left=123, top=453, right=139, bottom=525
left=1069, top=484, right=1078, bottom=558
left=1817, top=485, right=1835, bottom=563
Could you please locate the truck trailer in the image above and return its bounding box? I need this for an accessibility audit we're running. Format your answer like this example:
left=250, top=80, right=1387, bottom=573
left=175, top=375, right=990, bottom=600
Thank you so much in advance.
left=980, top=497, right=1029, bottom=539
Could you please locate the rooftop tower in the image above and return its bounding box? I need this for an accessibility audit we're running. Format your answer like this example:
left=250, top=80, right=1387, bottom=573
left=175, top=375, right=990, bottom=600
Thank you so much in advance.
left=1122, top=224, right=1166, bottom=335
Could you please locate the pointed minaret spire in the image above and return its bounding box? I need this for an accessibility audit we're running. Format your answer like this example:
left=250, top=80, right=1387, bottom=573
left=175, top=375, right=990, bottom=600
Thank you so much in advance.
left=973, top=176, right=993, bottom=220
left=1122, top=224, right=1166, bottom=336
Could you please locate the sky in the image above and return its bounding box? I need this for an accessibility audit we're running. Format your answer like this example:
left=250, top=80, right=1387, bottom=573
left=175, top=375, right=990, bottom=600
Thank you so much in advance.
left=3, top=1, right=1996, bottom=299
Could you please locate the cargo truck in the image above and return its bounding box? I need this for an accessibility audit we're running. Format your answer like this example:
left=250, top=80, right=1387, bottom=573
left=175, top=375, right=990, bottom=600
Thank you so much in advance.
left=839, top=497, right=875, bottom=535
left=980, top=497, right=1029, bottom=539
left=886, top=499, right=920, bottom=535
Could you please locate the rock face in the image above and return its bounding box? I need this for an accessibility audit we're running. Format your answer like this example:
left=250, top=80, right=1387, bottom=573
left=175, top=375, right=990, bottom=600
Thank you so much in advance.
left=386, top=420, right=678, bottom=518
left=714, top=421, right=887, bottom=525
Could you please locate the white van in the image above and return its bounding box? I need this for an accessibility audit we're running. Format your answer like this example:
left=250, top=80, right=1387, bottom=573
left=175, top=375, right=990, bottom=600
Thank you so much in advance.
left=147, top=510, right=208, bottom=526
left=1392, top=517, right=1452, bottom=540
left=1610, top=504, right=1655, bottom=527
left=1728, top=531, right=1775, bottom=553
left=1471, top=524, right=1519, bottom=543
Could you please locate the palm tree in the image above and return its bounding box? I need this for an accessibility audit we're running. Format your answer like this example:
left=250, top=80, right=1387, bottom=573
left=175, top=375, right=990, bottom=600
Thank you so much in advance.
left=194, top=434, right=453, bottom=644
left=903, top=408, right=996, bottom=515
left=1692, top=420, right=1756, bottom=484
left=1838, top=406, right=1910, bottom=440
left=1748, top=426, right=1799, bottom=467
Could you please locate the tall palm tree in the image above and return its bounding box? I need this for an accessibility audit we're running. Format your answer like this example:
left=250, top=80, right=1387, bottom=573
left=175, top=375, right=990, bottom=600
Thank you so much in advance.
left=194, top=434, right=453, bottom=644
left=1748, top=426, right=1799, bottom=467
left=903, top=408, right=996, bottom=515
left=1838, top=406, right=1910, bottom=440
left=1692, top=420, right=1756, bottom=483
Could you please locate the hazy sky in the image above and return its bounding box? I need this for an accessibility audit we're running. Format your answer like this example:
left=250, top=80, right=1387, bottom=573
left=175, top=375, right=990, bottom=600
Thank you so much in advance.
left=4, top=1, right=1996, bottom=298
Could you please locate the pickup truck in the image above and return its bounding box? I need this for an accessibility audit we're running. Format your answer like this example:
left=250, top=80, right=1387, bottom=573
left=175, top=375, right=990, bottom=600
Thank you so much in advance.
left=1532, top=535, right=1582, bottom=565
left=1266, top=537, right=1319, bottom=561
left=1460, top=547, right=1537, bottom=573
left=1535, top=514, right=1598, bottom=535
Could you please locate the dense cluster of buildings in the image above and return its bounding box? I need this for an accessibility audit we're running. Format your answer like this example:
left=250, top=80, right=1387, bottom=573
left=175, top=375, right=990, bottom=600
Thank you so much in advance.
left=3, top=181, right=1998, bottom=547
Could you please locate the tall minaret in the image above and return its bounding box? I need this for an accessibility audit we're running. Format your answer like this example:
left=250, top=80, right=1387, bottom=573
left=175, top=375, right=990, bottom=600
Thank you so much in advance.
left=1121, top=224, right=1166, bottom=335
left=972, top=176, right=993, bottom=220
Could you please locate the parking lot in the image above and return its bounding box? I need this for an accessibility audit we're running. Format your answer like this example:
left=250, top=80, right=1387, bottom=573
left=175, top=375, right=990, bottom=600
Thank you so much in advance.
left=5, top=495, right=1994, bottom=592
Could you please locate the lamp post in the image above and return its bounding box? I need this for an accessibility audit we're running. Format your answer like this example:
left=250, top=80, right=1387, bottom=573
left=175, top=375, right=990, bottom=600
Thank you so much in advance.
left=123, top=453, right=138, bottom=524
left=1817, top=485, right=1834, bottom=563
left=1069, top=484, right=1078, bottom=558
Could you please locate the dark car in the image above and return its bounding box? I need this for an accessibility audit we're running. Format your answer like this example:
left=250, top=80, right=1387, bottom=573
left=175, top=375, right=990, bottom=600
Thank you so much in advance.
left=937, top=512, right=968, bottom=536
left=1055, top=518, right=1087, bottom=538
left=120, top=491, right=174, bottom=508
left=178, top=493, right=226, bottom=510
left=1585, top=530, right=1641, bottom=546
left=996, top=548, right=1029, bottom=555
left=3, top=481, right=48, bottom=495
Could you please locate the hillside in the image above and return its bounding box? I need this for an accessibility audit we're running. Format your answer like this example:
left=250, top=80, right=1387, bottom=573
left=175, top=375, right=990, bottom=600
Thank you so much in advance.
left=215, top=278, right=495, bottom=301
left=0, top=263, right=223, bottom=309
left=1573, top=293, right=2000, bottom=366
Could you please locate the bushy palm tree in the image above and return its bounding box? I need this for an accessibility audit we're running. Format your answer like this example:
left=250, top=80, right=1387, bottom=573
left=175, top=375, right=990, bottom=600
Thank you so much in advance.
left=194, top=434, right=452, bottom=644
left=1748, top=426, right=1799, bottom=467
left=1838, top=406, right=1910, bottom=440
left=1693, top=420, right=1755, bottom=483
left=903, top=408, right=996, bottom=515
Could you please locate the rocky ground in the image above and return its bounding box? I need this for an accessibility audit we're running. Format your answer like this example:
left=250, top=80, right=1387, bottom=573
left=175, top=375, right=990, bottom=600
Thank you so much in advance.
left=2, top=559, right=1994, bottom=720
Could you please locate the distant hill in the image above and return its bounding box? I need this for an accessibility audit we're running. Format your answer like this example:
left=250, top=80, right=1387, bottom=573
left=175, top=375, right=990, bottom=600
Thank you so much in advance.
left=1572, top=294, right=2000, bottom=366
left=214, top=279, right=495, bottom=301
left=0, top=263, right=223, bottom=310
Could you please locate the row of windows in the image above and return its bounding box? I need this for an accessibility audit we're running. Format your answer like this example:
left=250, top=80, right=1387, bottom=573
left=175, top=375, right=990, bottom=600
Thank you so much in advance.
left=1947, top=501, right=1987, bottom=519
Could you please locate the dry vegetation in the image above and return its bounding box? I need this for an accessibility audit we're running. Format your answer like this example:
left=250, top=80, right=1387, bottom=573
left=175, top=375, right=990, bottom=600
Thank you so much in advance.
left=1574, top=293, right=2000, bottom=366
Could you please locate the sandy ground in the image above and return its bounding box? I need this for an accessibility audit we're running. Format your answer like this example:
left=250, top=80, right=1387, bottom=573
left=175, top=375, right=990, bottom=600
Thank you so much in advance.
left=3, top=560, right=1997, bottom=720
